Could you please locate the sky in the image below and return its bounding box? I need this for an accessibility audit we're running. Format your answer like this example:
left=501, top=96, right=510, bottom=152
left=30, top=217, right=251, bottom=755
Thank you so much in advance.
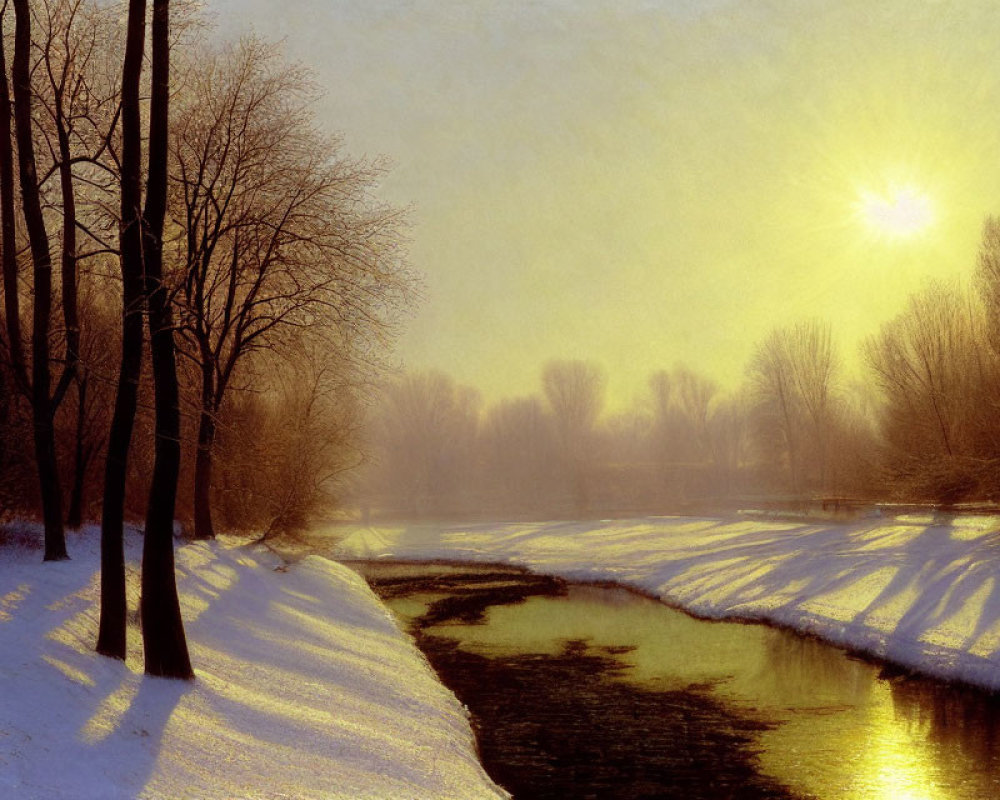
left=205, top=0, right=1000, bottom=409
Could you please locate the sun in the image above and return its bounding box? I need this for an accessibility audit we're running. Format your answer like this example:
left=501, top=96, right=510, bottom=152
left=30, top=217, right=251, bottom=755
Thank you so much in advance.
left=856, top=185, right=934, bottom=239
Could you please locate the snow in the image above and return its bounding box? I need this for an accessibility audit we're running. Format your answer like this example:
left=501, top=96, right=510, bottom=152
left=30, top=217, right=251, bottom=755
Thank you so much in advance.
left=332, top=514, right=1000, bottom=691
left=0, top=528, right=506, bottom=800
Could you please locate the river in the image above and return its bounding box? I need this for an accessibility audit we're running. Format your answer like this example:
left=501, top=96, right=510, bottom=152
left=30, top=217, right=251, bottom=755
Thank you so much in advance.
left=349, top=560, right=1000, bottom=800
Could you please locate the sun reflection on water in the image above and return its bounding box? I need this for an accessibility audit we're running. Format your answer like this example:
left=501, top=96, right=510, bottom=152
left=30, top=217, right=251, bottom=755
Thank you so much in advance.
left=407, top=580, right=1000, bottom=800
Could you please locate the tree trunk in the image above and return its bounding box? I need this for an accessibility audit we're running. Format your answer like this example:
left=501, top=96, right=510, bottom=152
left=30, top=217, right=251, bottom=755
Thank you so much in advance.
left=140, top=0, right=192, bottom=680
left=0, top=10, right=26, bottom=394
left=97, top=0, right=147, bottom=661
left=50, top=112, right=81, bottom=414
left=67, top=375, right=88, bottom=529
left=57, top=84, right=83, bottom=530
left=142, top=279, right=191, bottom=677
left=96, top=308, right=140, bottom=659
left=33, top=415, right=65, bottom=560
left=0, top=10, right=16, bottom=499
left=193, top=400, right=216, bottom=540
left=11, top=0, right=66, bottom=561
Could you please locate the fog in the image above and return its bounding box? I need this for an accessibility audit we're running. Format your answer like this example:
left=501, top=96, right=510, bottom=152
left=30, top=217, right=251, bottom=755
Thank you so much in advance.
left=191, top=1, right=1000, bottom=518
left=361, top=232, right=1000, bottom=520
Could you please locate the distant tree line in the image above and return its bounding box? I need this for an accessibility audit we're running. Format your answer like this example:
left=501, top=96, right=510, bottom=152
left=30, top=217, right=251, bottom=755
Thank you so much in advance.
left=0, top=0, right=412, bottom=677
left=363, top=220, right=1000, bottom=518
left=362, top=354, right=872, bottom=520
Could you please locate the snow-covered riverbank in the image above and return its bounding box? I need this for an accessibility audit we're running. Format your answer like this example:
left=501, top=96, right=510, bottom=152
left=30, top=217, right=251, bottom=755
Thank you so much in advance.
left=0, top=529, right=505, bottom=800
left=332, top=514, right=1000, bottom=691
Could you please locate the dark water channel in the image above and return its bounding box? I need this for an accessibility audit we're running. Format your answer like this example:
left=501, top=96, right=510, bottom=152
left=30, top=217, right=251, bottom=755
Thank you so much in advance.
left=352, top=561, right=1000, bottom=800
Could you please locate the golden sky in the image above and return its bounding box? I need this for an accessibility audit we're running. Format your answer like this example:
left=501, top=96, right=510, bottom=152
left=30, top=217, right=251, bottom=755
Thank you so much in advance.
left=209, top=0, right=1000, bottom=408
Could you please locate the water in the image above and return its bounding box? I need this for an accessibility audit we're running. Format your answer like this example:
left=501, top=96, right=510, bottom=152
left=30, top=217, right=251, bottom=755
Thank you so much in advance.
left=353, top=561, right=1000, bottom=800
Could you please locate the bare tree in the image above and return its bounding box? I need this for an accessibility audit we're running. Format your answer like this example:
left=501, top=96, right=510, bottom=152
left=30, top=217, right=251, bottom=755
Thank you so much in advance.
left=367, top=371, right=480, bottom=518
left=977, top=216, right=1000, bottom=357
left=0, top=5, right=17, bottom=498
left=704, top=392, right=749, bottom=494
left=647, top=369, right=675, bottom=495
left=648, top=370, right=671, bottom=422
left=598, top=404, right=656, bottom=512
left=61, top=286, right=117, bottom=528
left=748, top=321, right=838, bottom=495
left=8, top=0, right=68, bottom=560
left=865, top=287, right=967, bottom=460
left=646, top=366, right=727, bottom=504
left=232, top=343, right=364, bottom=540
left=139, top=0, right=191, bottom=679
left=0, top=0, right=131, bottom=656
left=542, top=359, right=605, bottom=513
left=97, top=0, right=191, bottom=677
left=972, top=217, right=1000, bottom=455
left=2, top=0, right=124, bottom=561
left=33, top=0, right=123, bottom=531
left=864, top=282, right=989, bottom=502
left=169, top=38, right=409, bottom=539
left=480, top=395, right=556, bottom=513
left=822, top=381, right=881, bottom=499
left=672, top=366, right=720, bottom=461
left=788, top=322, right=836, bottom=489
left=97, top=0, right=146, bottom=661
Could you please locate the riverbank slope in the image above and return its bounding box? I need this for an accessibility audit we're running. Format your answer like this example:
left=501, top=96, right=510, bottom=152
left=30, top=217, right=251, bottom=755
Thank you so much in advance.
left=0, top=528, right=505, bottom=799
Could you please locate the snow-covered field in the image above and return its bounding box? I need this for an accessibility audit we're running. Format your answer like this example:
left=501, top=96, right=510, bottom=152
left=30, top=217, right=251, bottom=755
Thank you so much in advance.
left=332, top=513, right=1000, bottom=691
left=0, top=528, right=505, bottom=800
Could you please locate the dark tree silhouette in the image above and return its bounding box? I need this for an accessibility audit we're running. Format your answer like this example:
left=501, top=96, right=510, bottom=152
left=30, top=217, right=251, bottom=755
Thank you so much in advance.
left=0, top=8, right=19, bottom=489
left=33, top=1, right=122, bottom=531
left=140, top=0, right=192, bottom=679
left=9, top=0, right=68, bottom=561
left=98, top=0, right=193, bottom=679
left=97, top=0, right=147, bottom=661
